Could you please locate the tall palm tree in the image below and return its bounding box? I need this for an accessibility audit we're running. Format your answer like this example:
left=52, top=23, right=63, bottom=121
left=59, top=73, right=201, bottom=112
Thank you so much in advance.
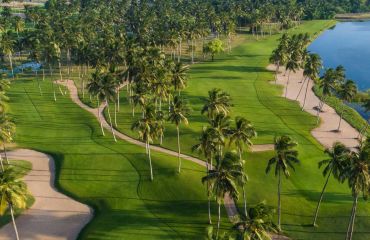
left=171, top=62, right=189, bottom=96
left=337, top=80, right=357, bottom=131
left=269, top=46, right=287, bottom=84
left=316, top=68, right=337, bottom=124
left=284, top=52, right=300, bottom=98
left=298, top=53, right=322, bottom=110
left=202, top=88, right=232, bottom=119
left=234, top=202, right=279, bottom=240
left=265, top=135, right=300, bottom=229
left=358, top=97, right=370, bottom=139
left=0, top=31, right=15, bottom=80
left=0, top=167, right=29, bottom=240
left=192, top=127, right=218, bottom=224
left=87, top=70, right=117, bottom=141
left=202, top=151, right=242, bottom=238
left=228, top=116, right=257, bottom=217
left=312, top=142, right=351, bottom=226
left=168, top=96, right=191, bottom=173
left=131, top=105, right=158, bottom=181
left=345, top=142, right=370, bottom=240
left=0, top=114, right=15, bottom=169
left=209, top=113, right=230, bottom=159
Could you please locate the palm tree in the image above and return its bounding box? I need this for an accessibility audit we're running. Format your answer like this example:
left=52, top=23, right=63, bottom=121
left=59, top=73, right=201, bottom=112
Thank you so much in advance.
left=168, top=96, right=191, bottom=173
left=316, top=68, right=337, bottom=124
left=345, top=142, right=370, bottom=240
left=284, top=52, right=300, bottom=98
left=192, top=127, right=218, bottom=224
left=202, top=151, right=242, bottom=238
left=228, top=116, right=257, bottom=217
left=202, top=88, right=232, bottom=119
left=131, top=105, right=158, bottom=181
left=358, top=97, right=370, bottom=139
left=269, top=46, right=287, bottom=84
left=337, top=80, right=357, bottom=131
left=312, top=142, right=351, bottom=226
left=265, top=135, right=300, bottom=229
left=87, top=70, right=117, bottom=141
left=171, top=62, right=189, bottom=96
left=209, top=113, right=231, bottom=159
left=299, top=53, right=322, bottom=110
left=0, top=167, right=29, bottom=240
left=0, top=31, right=15, bottom=80
left=234, top=202, right=279, bottom=240
left=0, top=114, right=16, bottom=169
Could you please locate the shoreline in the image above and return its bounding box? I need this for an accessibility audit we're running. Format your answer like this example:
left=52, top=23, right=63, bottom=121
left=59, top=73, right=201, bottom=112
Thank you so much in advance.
left=268, top=64, right=360, bottom=149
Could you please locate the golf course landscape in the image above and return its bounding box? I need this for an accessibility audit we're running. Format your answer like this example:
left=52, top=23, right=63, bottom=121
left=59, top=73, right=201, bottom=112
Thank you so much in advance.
left=0, top=1, right=369, bottom=240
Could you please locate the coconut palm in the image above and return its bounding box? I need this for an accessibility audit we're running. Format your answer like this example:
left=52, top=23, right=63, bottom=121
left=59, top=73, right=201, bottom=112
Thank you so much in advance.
left=0, top=167, right=29, bottom=240
left=299, top=53, right=322, bottom=110
left=265, top=135, right=300, bottom=229
left=0, top=114, right=15, bottom=169
left=0, top=31, right=15, bottom=80
left=209, top=113, right=231, bottom=159
left=131, top=105, right=159, bottom=181
left=312, top=142, right=351, bottom=226
left=269, top=46, right=287, bottom=84
left=168, top=96, right=191, bottom=173
left=228, top=116, right=257, bottom=217
left=87, top=70, right=117, bottom=141
left=316, top=68, right=337, bottom=124
left=234, top=202, right=279, bottom=240
left=358, top=97, right=370, bottom=139
left=284, top=52, right=300, bottom=98
left=202, top=151, right=242, bottom=238
left=337, top=80, right=357, bottom=131
left=171, top=62, right=189, bottom=96
left=202, top=88, right=232, bottom=119
left=345, top=142, right=370, bottom=240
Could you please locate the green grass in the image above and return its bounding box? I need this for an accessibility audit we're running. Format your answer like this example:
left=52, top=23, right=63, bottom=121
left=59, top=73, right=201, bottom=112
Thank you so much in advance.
left=7, top=78, right=231, bottom=239
left=103, top=20, right=370, bottom=240
left=0, top=160, right=34, bottom=227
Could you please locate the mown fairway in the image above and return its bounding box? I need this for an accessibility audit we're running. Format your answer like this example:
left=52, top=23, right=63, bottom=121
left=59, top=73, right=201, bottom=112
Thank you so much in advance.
left=8, top=78, right=232, bottom=239
left=107, top=20, right=370, bottom=240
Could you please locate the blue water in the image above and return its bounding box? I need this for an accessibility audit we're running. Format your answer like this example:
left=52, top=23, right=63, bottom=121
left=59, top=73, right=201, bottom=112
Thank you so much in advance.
left=308, top=21, right=370, bottom=119
left=1, top=62, right=42, bottom=77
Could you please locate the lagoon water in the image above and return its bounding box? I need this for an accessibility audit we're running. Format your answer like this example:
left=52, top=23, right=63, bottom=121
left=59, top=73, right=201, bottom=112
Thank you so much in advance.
left=308, top=21, right=370, bottom=119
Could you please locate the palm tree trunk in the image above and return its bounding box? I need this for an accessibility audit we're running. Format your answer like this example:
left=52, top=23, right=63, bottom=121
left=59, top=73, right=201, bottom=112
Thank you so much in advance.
left=10, top=205, right=20, bottom=240
left=0, top=155, right=4, bottom=171
left=296, top=77, right=307, bottom=100
left=285, top=71, right=291, bottom=98
left=346, top=194, right=358, bottom=240
left=114, top=102, right=117, bottom=127
left=275, top=64, right=279, bottom=84
left=3, top=143, right=9, bottom=164
left=302, top=79, right=310, bottom=111
left=238, top=148, right=248, bottom=218
left=147, top=141, right=154, bottom=181
left=337, top=106, right=344, bottom=131
left=312, top=170, right=332, bottom=226
left=49, top=64, right=56, bottom=102
left=9, top=54, right=14, bottom=80
left=106, top=100, right=117, bottom=142
left=177, top=126, right=181, bottom=173
left=97, top=100, right=105, bottom=136
left=117, top=89, right=120, bottom=112
left=216, top=202, right=221, bottom=239
left=206, top=157, right=212, bottom=224
left=277, top=169, right=282, bottom=229
left=58, top=61, right=65, bottom=96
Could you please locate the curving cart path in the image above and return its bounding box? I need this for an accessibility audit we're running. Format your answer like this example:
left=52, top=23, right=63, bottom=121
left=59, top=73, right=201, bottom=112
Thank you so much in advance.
left=0, top=149, right=92, bottom=240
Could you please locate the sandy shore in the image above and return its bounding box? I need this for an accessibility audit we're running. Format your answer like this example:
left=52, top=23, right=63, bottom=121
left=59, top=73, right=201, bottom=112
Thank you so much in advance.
left=0, top=149, right=92, bottom=240
left=268, top=64, right=360, bottom=149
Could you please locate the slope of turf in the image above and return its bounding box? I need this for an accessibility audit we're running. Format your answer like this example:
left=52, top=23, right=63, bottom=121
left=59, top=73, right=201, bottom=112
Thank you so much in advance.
left=105, top=20, right=370, bottom=240
left=8, top=79, right=231, bottom=239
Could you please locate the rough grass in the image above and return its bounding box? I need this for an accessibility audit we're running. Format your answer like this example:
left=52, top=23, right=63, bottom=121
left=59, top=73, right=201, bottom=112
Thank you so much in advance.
left=7, top=78, right=230, bottom=239
left=103, top=20, right=370, bottom=240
